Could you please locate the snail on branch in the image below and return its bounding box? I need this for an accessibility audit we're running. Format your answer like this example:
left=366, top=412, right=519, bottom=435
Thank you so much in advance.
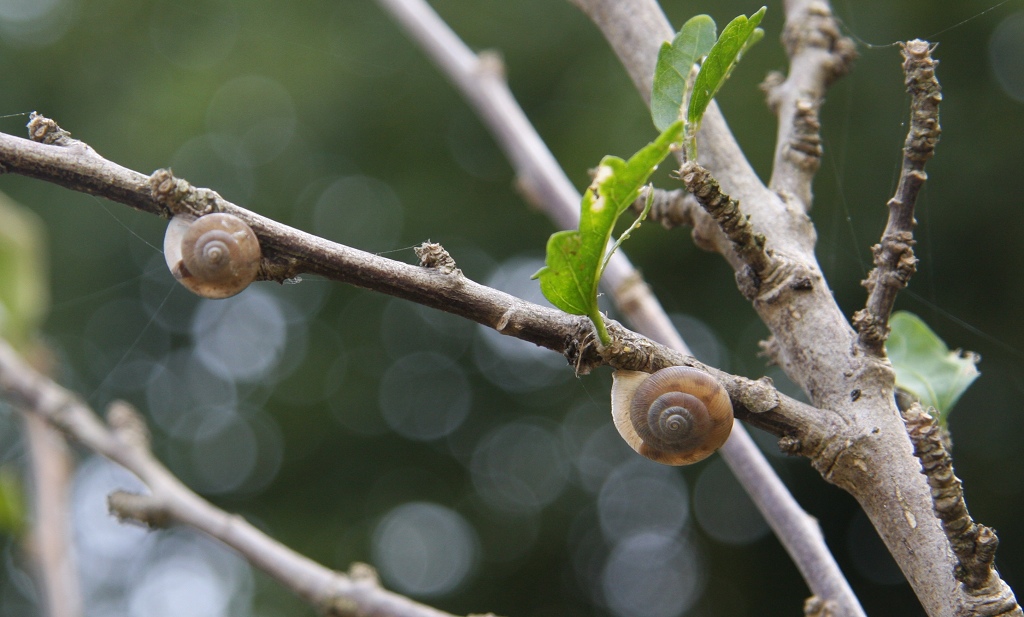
left=163, top=212, right=261, bottom=299
left=611, top=366, right=733, bottom=465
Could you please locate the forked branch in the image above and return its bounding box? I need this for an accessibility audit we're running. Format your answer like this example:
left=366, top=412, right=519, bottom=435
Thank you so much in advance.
left=565, top=1, right=1016, bottom=615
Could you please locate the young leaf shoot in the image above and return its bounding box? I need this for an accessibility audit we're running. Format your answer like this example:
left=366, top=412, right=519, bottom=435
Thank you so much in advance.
left=685, top=7, right=766, bottom=159
left=534, top=121, right=684, bottom=346
left=651, top=15, right=717, bottom=132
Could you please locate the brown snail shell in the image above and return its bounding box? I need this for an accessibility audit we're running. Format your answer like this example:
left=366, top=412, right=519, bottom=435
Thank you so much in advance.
left=163, top=212, right=261, bottom=299
left=611, top=366, right=733, bottom=465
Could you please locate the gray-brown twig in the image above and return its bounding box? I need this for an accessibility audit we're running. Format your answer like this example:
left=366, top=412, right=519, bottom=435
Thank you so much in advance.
left=564, top=2, right=1002, bottom=615
left=854, top=40, right=941, bottom=355
left=0, top=338, right=459, bottom=617
left=679, top=161, right=777, bottom=284
left=22, top=412, right=82, bottom=617
left=902, top=403, right=1021, bottom=616
left=0, top=115, right=826, bottom=466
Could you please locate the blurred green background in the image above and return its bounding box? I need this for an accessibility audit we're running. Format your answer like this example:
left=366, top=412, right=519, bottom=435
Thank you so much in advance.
left=1, top=1, right=1023, bottom=616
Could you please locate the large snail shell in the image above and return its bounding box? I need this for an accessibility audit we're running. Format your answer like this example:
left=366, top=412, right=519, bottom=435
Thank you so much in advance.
left=611, top=366, right=733, bottom=465
left=163, top=212, right=261, bottom=299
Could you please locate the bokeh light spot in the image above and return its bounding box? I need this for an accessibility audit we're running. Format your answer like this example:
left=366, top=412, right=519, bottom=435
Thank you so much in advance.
left=205, top=76, right=297, bottom=166
left=72, top=457, right=151, bottom=573
left=693, top=458, right=769, bottom=546
left=149, top=0, right=239, bottom=70
left=471, top=420, right=569, bottom=514
left=990, top=11, right=1024, bottom=102
left=379, top=352, right=471, bottom=441
left=145, top=350, right=238, bottom=439
left=312, top=176, right=403, bottom=252
left=372, top=502, right=478, bottom=597
left=473, top=257, right=569, bottom=392
left=598, top=459, right=689, bottom=541
left=169, top=135, right=255, bottom=204
left=187, top=415, right=259, bottom=495
left=192, top=288, right=288, bottom=383
left=602, top=533, right=703, bottom=617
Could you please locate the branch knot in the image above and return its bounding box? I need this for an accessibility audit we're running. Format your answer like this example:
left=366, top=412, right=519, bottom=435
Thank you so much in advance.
left=149, top=169, right=222, bottom=219
left=415, top=242, right=462, bottom=276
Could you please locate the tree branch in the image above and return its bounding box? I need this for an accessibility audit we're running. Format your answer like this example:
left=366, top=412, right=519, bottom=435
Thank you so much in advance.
left=0, top=116, right=826, bottom=461
left=374, top=3, right=864, bottom=614
left=0, top=107, right=862, bottom=612
left=0, top=338, right=459, bottom=617
left=564, top=2, right=1015, bottom=616
left=763, top=0, right=857, bottom=209
left=22, top=412, right=82, bottom=617
left=0, top=1, right=1015, bottom=611
left=853, top=40, right=941, bottom=354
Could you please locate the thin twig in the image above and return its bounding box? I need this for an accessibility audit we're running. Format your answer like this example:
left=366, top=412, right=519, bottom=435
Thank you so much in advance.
left=0, top=119, right=826, bottom=457
left=0, top=338, right=458, bottom=617
left=630, top=187, right=695, bottom=227
left=23, top=412, right=82, bottom=617
left=853, top=40, right=941, bottom=355
left=679, top=161, right=777, bottom=280
left=763, top=0, right=856, bottom=209
left=376, top=1, right=862, bottom=615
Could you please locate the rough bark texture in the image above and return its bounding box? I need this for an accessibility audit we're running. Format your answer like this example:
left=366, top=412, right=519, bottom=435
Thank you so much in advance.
left=568, top=1, right=1018, bottom=616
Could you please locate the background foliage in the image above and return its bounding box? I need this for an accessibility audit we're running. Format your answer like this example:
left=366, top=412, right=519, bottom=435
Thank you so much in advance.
left=0, top=1, right=1022, bottom=616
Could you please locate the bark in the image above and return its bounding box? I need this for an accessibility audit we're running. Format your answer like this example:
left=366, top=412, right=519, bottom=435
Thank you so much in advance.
left=568, top=1, right=1018, bottom=615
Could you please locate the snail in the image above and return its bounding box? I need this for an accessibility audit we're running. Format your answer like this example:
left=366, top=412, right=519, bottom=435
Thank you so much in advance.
left=163, top=212, right=261, bottom=299
left=610, top=366, right=733, bottom=465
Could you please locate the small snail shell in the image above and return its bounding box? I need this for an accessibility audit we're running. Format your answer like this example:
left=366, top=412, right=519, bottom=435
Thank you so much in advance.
left=611, top=366, right=733, bottom=465
left=163, top=212, right=261, bottom=299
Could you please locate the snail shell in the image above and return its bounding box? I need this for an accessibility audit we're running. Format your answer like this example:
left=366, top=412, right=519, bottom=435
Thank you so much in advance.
left=163, top=212, right=261, bottom=299
left=611, top=366, right=733, bottom=465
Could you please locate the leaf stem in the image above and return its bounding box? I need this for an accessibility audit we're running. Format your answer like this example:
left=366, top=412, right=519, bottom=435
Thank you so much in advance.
left=602, top=186, right=653, bottom=274
left=589, top=306, right=611, bottom=347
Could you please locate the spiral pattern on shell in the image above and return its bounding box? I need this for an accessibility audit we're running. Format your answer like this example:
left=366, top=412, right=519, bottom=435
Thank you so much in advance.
left=164, top=212, right=261, bottom=299
left=611, top=366, right=733, bottom=466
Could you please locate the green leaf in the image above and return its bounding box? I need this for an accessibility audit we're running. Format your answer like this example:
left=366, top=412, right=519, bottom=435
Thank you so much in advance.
left=536, top=229, right=590, bottom=316
left=687, top=7, right=766, bottom=131
left=534, top=121, right=683, bottom=344
left=886, top=311, right=980, bottom=423
left=0, top=191, right=50, bottom=351
left=651, top=15, right=717, bottom=131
